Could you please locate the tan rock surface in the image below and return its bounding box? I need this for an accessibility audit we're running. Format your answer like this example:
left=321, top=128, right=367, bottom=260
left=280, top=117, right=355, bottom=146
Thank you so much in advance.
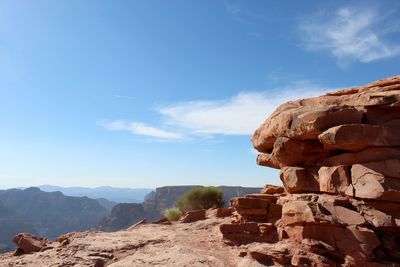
left=318, top=123, right=400, bottom=152
left=351, top=163, right=400, bottom=202
left=280, top=166, right=319, bottom=193
left=180, top=209, right=207, bottom=223
left=0, top=216, right=269, bottom=267
left=215, top=207, right=234, bottom=218
left=259, top=184, right=284, bottom=194
left=318, top=165, right=351, bottom=194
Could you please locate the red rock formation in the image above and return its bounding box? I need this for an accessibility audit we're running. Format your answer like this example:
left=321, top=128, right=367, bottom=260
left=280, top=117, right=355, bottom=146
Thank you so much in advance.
left=215, top=207, right=234, bottom=218
left=180, top=209, right=206, bottom=223
left=221, top=76, right=400, bottom=266
left=12, top=233, right=47, bottom=254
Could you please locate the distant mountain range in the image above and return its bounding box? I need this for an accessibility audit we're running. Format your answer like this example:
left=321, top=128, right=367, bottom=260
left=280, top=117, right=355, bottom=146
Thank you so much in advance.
left=0, top=185, right=262, bottom=252
left=0, top=187, right=109, bottom=252
left=98, top=185, right=262, bottom=231
left=37, top=185, right=153, bottom=203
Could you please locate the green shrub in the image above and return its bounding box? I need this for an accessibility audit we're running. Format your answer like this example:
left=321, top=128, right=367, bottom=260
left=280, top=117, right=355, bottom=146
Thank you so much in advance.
left=176, top=187, right=224, bottom=213
left=163, top=208, right=183, bottom=221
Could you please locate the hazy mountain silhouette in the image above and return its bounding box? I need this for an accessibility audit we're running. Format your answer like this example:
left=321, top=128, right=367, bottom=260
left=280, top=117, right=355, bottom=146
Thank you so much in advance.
left=95, top=198, right=118, bottom=212
left=38, top=185, right=153, bottom=203
left=0, top=187, right=109, bottom=252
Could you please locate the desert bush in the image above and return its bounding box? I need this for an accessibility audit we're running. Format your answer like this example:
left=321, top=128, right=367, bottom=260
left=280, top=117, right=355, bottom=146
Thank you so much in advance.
left=163, top=207, right=183, bottom=221
left=176, top=187, right=224, bottom=213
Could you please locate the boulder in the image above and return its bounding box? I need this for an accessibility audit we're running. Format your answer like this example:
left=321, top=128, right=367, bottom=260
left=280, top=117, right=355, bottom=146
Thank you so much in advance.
left=359, top=159, right=400, bottom=179
left=318, top=165, right=351, bottom=194
left=231, top=197, right=270, bottom=210
left=220, top=222, right=279, bottom=244
left=215, top=207, right=234, bottom=218
left=12, top=233, right=46, bottom=254
left=258, top=223, right=279, bottom=243
left=280, top=167, right=319, bottom=193
left=319, top=123, right=400, bottom=152
left=231, top=197, right=269, bottom=221
left=283, top=224, right=380, bottom=261
left=357, top=200, right=400, bottom=228
left=318, top=201, right=366, bottom=226
left=270, top=137, right=328, bottom=167
left=281, top=200, right=333, bottom=225
left=180, top=209, right=206, bottom=223
left=257, top=153, right=280, bottom=169
left=260, top=184, right=284, bottom=194
left=351, top=164, right=400, bottom=202
left=220, top=222, right=260, bottom=242
left=231, top=195, right=282, bottom=223
left=342, top=226, right=381, bottom=259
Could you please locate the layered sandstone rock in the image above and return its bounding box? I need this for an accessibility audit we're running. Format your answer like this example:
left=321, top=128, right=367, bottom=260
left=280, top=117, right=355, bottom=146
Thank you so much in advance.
left=221, top=76, right=400, bottom=266
left=180, top=209, right=206, bottom=223
left=12, top=233, right=48, bottom=254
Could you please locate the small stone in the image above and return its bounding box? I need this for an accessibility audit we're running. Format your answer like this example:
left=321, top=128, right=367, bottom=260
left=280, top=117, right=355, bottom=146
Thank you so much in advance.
left=239, top=251, right=247, bottom=257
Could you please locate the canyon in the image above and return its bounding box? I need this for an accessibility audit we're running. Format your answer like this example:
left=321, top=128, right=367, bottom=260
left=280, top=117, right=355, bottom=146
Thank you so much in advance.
left=1, top=76, right=400, bottom=266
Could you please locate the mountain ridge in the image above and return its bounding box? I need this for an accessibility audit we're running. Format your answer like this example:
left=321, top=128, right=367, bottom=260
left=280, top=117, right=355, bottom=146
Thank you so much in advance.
left=0, top=187, right=109, bottom=252
left=37, top=185, right=153, bottom=203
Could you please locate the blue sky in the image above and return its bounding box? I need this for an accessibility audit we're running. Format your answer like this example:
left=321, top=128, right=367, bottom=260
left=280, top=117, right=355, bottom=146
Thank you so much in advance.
left=0, top=0, right=399, bottom=189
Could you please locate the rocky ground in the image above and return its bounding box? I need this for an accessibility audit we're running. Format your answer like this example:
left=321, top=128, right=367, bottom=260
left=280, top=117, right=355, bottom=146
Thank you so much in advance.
left=0, top=213, right=278, bottom=267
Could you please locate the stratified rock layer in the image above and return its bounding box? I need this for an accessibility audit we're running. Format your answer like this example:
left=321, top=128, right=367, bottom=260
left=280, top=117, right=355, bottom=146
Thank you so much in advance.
left=221, top=76, right=400, bottom=266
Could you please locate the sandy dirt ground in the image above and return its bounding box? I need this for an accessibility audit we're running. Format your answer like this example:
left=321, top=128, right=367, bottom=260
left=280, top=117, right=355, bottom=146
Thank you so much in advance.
left=0, top=216, right=270, bottom=267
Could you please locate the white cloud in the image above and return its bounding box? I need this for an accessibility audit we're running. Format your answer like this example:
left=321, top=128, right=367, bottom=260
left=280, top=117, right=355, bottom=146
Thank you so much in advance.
left=300, top=7, right=400, bottom=63
left=159, top=82, right=328, bottom=136
left=160, top=93, right=266, bottom=135
left=99, top=81, right=331, bottom=140
left=98, top=120, right=183, bottom=140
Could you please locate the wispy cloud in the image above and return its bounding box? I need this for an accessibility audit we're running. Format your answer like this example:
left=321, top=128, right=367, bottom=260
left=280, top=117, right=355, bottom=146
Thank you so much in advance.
left=159, top=81, right=328, bottom=136
left=99, top=81, right=331, bottom=141
left=98, top=120, right=183, bottom=140
left=299, top=7, right=400, bottom=64
left=113, top=94, right=136, bottom=100
left=223, top=0, right=267, bottom=25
